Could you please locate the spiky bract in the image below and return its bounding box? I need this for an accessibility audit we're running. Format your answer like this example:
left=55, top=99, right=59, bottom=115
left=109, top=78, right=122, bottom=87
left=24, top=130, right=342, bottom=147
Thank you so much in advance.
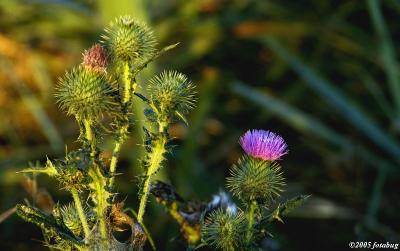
left=102, top=16, right=156, bottom=64
left=227, top=155, right=285, bottom=204
left=55, top=66, right=114, bottom=121
left=147, top=71, right=196, bottom=122
left=60, top=203, right=92, bottom=236
left=202, top=209, right=245, bottom=251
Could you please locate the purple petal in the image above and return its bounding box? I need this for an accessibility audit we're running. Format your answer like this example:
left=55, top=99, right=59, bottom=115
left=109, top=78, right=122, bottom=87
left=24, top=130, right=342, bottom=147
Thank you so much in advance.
left=239, top=129, right=288, bottom=160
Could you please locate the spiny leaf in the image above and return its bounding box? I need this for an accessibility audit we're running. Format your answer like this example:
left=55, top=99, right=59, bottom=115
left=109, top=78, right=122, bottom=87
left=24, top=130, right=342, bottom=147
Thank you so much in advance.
left=18, top=159, right=57, bottom=177
left=269, top=195, right=311, bottom=223
left=16, top=204, right=83, bottom=245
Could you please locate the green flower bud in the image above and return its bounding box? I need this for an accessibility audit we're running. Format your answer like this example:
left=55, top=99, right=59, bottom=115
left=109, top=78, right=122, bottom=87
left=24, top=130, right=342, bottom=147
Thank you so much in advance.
left=147, top=70, right=196, bottom=123
left=102, top=15, right=156, bottom=64
left=202, top=209, right=245, bottom=251
left=60, top=203, right=93, bottom=236
left=226, top=155, right=285, bottom=204
left=55, top=66, right=115, bottom=121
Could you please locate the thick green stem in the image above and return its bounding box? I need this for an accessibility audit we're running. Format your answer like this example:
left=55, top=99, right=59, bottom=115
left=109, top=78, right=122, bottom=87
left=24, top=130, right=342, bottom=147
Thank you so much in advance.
left=245, top=200, right=257, bottom=245
left=71, top=188, right=90, bottom=240
left=109, top=62, right=137, bottom=190
left=83, top=119, right=107, bottom=247
left=123, top=62, right=134, bottom=104
left=83, top=119, right=96, bottom=158
left=137, top=134, right=167, bottom=223
left=89, top=166, right=108, bottom=248
left=109, top=141, right=122, bottom=189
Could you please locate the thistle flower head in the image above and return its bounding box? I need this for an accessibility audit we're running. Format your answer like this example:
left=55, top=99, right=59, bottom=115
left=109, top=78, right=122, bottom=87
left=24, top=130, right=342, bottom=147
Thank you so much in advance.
left=201, top=209, right=245, bottom=251
left=102, top=15, right=156, bottom=64
left=55, top=66, right=115, bottom=121
left=240, top=129, right=288, bottom=161
left=82, top=43, right=108, bottom=72
left=227, top=155, right=285, bottom=204
left=147, top=70, right=196, bottom=122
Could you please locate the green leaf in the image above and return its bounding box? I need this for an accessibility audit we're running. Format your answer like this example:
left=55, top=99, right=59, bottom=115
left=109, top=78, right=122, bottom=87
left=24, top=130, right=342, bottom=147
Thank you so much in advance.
left=16, top=204, right=83, bottom=246
left=17, top=159, right=58, bottom=177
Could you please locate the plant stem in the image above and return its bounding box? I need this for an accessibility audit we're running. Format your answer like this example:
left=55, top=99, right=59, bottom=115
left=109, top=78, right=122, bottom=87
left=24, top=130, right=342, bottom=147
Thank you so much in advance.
left=71, top=188, right=90, bottom=240
left=109, top=62, right=137, bottom=190
left=109, top=140, right=121, bottom=184
left=123, top=62, right=132, bottom=104
left=83, top=119, right=108, bottom=247
left=245, top=200, right=257, bottom=245
left=137, top=134, right=167, bottom=223
left=89, top=166, right=108, bottom=248
left=83, top=119, right=96, bottom=158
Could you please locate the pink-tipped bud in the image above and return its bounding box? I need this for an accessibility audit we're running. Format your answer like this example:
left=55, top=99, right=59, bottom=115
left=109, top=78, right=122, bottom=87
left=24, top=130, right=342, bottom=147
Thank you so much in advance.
left=82, top=43, right=108, bottom=72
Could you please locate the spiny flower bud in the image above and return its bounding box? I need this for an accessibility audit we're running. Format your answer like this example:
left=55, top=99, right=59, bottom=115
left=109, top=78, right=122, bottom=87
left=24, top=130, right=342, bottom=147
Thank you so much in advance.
left=240, top=129, right=288, bottom=161
left=55, top=66, right=115, bottom=121
left=226, top=155, right=285, bottom=203
left=202, top=209, right=245, bottom=251
left=60, top=203, right=94, bottom=236
left=82, top=43, right=108, bottom=72
left=147, top=70, right=196, bottom=122
left=102, top=15, right=156, bottom=64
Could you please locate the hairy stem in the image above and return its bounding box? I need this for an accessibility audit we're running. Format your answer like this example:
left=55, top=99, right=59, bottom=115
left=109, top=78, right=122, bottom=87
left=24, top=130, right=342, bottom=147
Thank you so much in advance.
left=83, top=119, right=107, bottom=247
left=83, top=119, right=96, bottom=158
left=123, top=63, right=131, bottom=104
left=109, top=131, right=124, bottom=190
left=89, top=166, right=108, bottom=248
left=109, top=62, right=137, bottom=190
left=71, top=188, right=90, bottom=240
left=137, top=134, right=167, bottom=223
left=245, top=200, right=257, bottom=245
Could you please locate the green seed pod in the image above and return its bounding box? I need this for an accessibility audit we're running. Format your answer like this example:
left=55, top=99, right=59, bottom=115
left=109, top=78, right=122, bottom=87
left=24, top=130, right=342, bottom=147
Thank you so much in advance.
left=102, top=15, right=156, bottom=64
left=55, top=66, right=115, bottom=121
left=147, top=70, right=196, bottom=123
left=226, top=155, right=285, bottom=204
left=201, top=209, right=245, bottom=251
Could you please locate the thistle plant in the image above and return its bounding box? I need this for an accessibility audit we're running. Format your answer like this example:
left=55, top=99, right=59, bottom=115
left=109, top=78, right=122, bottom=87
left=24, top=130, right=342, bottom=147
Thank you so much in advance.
left=15, top=15, right=307, bottom=251
left=200, top=130, right=309, bottom=251
left=15, top=15, right=191, bottom=251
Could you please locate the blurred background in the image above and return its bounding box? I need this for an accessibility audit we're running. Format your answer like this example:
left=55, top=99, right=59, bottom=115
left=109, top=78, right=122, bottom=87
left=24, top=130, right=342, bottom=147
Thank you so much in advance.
left=1, top=0, right=399, bottom=250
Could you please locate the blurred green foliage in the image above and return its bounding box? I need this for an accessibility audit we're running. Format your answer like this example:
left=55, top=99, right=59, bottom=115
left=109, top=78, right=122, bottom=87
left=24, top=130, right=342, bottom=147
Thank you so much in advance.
left=1, top=0, right=400, bottom=250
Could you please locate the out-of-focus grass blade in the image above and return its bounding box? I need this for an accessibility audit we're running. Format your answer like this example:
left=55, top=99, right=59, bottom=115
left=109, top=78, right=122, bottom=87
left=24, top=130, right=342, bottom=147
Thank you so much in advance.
left=177, top=68, right=221, bottom=196
left=232, top=82, right=398, bottom=173
left=0, top=57, right=63, bottom=153
left=361, top=74, right=394, bottom=119
left=233, top=82, right=346, bottom=148
left=367, top=0, right=400, bottom=115
left=263, top=38, right=400, bottom=164
left=366, top=169, right=387, bottom=222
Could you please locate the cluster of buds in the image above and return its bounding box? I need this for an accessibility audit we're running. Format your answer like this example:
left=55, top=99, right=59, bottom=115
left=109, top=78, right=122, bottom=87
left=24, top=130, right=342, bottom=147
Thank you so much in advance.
left=16, top=15, right=196, bottom=251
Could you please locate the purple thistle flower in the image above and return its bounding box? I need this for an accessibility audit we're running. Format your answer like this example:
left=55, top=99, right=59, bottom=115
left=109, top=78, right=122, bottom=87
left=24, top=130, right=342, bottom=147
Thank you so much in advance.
left=239, top=129, right=288, bottom=161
